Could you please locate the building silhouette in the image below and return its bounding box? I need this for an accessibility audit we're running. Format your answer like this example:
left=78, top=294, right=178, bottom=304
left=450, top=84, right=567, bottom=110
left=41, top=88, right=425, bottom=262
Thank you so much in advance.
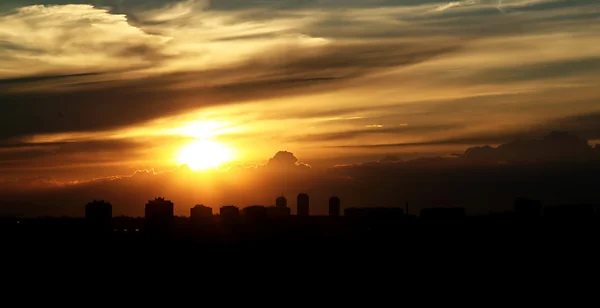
left=544, top=204, right=596, bottom=219
left=190, top=204, right=213, bottom=222
left=243, top=205, right=267, bottom=220
left=420, top=207, right=466, bottom=220
left=85, top=200, right=112, bottom=222
left=220, top=205, right=240, bottom=220
left=345, top=207, right=404, bottom=218
left=267, top=206, right=290, bottom=217
left=276, top=196, right=287, bottom=208
left=145, top=197, right=174, bottom=228
left=85, top=200, right=112, bottom=232
left=514, top=198, right=542, bottom=219
left=329, top=196, right=340, bottom=217
left=297, top=193, right=309, bottom=216
left=268, top=196, right=291, bottom=217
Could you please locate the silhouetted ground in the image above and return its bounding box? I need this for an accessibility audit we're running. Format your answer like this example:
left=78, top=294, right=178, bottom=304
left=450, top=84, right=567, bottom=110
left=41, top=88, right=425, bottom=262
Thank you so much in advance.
left=2, top=214, right=598, bottom=255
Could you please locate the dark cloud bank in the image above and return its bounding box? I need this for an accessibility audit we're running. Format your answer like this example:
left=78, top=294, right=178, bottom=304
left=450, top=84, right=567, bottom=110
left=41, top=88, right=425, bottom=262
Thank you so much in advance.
left=1, top=131, right=599, bottom=217
left=0, top=40, right=457, bottom=142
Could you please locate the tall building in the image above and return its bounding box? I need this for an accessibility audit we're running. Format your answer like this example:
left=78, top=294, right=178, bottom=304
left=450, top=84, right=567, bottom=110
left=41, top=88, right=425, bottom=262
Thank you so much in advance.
left=276, top=196, right=287, bottom=208
left=329, top=196, right=340, bottom=217
left=190, top=204, right=212, bottom=222
left=268, top=195, right=290, bottom=217
left=220, top=205, right=240, bottom=220
left=297, top=193, right=309, bottom=216
left=145, top=197, right=174, bottom=227
left=85, top=200, right=112, bottom=227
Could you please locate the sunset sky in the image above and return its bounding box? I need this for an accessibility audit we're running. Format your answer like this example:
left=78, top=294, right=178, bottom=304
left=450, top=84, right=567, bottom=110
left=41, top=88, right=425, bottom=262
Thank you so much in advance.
left=1, top=0, right=600, bottom=183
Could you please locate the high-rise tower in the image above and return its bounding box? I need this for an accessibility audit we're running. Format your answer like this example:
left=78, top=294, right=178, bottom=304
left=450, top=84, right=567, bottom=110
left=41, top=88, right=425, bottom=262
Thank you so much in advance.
left=329, top=196, right=340, bottom=217
left=297, top=193, right=309, bottom=216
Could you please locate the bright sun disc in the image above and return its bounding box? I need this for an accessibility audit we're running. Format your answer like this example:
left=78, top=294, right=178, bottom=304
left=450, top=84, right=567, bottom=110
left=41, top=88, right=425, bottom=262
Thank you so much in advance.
left=176, top=140, right=234, bottom=170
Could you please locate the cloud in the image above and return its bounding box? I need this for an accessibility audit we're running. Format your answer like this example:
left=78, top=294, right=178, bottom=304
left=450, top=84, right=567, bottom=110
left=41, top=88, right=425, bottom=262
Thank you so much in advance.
left=327, top=119, right=600, bottom=151
left=0, top=73, right=103, bottom=86
left=0, top=4, right=171, bottom=79
left=434, top=1, right=475, bottom=12
left=463, top=131, right=596, bottom=163
left=0, top=40, right=459, bottom=142
left=379, top=154, right=402, bottom=163
left=266, top=151, right=311, bottom=169
left=330, top=130, right=600, bottom=165
left=548, top=112, right=600, bottom=140
left=473, top=57, right=600, bottom=84
left=0, top=0, right=599, bottom=181
left=0, top=139, right=158, bottom=174
left=135, top=0, right=210, bottom=22
left=293, top=123, right=464, bottom=143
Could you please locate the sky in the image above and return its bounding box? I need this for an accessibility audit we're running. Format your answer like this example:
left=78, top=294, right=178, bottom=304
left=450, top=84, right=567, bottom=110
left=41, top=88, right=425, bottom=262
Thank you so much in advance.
left=1, top=1, right=600, bottom=215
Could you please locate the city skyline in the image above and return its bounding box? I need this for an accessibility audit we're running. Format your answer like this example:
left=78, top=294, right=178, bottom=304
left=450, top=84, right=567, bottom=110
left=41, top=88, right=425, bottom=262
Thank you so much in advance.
left=82, top=195, right=600, bottom=220
left=2, top=0, right=599, bottom=275
left=7, top=192, right=597, bottom=251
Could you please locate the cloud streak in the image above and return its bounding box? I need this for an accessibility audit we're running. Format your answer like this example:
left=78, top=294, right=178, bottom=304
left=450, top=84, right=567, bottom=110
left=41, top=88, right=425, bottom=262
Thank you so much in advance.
left=0, top=40, right=459, bottom=141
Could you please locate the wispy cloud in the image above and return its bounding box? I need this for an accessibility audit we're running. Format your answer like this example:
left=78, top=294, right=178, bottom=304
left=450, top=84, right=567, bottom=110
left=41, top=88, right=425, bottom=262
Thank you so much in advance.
left=434, top=1, right=475, bottom=12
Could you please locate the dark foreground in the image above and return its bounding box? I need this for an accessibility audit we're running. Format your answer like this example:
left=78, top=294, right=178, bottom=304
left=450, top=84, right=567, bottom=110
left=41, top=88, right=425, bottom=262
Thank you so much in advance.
left=2, top=215, right=598, bottom=252
left=2, top=216, right=599, bottom=287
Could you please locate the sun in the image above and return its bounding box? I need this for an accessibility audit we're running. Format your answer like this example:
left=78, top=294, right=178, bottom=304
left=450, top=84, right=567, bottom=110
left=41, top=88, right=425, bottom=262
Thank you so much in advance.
left=176, top=139, right=234, bottom=171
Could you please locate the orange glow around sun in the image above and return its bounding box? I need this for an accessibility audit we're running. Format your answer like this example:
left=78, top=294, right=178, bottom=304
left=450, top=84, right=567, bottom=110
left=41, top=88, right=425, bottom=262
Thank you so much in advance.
left=176, top=139, right=235, bottom=171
